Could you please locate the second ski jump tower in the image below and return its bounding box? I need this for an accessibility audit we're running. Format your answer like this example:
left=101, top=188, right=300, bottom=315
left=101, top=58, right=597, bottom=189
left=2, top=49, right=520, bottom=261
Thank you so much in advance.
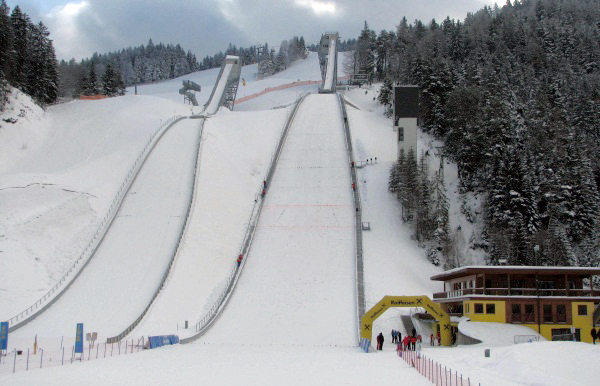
left=203, top=55, right=242, bottom=114
left=318, top=32, right=339, bottom=94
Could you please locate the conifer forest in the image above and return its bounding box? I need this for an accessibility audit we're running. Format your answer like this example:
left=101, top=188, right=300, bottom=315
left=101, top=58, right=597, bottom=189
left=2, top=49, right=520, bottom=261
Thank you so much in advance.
left=374, top=0, right=600, bottom=268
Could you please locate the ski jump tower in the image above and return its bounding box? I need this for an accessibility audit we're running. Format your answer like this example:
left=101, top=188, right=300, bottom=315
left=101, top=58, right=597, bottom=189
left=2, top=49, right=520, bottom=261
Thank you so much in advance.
left=318, top=32, right=339, bottom=94
left=203, top=55, right=242, bottom=114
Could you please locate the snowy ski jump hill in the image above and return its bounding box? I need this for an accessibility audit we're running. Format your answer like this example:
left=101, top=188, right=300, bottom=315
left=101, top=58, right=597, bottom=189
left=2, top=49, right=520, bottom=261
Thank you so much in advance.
left=1, top=51, right=599, bottom=385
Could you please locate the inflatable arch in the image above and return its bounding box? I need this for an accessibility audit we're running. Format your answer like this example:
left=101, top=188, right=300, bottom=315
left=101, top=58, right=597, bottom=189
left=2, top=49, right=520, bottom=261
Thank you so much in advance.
left=361, top=295, right=452, bottom=347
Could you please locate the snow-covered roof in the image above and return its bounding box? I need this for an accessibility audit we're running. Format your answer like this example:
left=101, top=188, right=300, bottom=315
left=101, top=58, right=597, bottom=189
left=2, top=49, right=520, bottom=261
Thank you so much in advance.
left=430, top=265, right=600, bottom=281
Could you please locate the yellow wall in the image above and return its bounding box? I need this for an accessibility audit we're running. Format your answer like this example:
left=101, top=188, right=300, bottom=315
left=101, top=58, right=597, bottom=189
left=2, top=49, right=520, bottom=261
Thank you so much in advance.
left=571, top=302, right=595, bottom=343
left=463, top=300, right=506, bottom=323
left=458, top=300, right=597, bottom=343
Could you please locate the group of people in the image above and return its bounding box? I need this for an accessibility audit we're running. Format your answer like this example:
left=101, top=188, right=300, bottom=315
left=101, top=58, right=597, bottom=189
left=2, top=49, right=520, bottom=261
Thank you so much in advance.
left=378, top=328, right=428, bottom=351
left=430, top=331, right=441, bottom=346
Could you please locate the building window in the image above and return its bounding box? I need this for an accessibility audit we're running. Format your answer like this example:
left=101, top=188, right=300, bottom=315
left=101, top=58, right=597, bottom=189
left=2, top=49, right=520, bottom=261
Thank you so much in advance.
left=486, top=304, right=496, bottom=314
left=524, top=304, right=535, bottom=323
left=578, top=305, right=587, bottom=316
left=474, top=303, right=484, bottom=314
left=543, top=304, right=553, bottom=323
left=512, top=304, right=521, bottom=322
left=556, top=304, right=566, bottom=323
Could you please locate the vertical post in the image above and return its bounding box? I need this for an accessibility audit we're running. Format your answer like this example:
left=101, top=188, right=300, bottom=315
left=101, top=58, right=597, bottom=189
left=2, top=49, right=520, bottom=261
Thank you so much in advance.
left=62, top=347, right=64, bottom=366
left=40, top=349, right=43, bottom=368
left=60, top=336, right=63, bottom=350
left=96, top=343, right=99, bottom=359
left=13, top=349, right=16, bottom=373
left=71, top=346, right=74, bottom=364
left=26, top=348, right=29, bottom=370
left=104, top=343, right=107, bottom=358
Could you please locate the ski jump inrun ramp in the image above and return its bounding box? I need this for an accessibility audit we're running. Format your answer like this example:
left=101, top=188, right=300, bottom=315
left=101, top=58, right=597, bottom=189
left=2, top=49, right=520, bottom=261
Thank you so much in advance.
left=318, top=32, right=339, bottom=93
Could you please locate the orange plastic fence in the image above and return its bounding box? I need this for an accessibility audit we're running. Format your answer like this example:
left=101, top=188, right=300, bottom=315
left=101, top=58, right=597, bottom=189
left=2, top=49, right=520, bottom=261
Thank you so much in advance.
left=235, top=76, right=352, bottom=105
left=80, top=95, right=108, bottom=100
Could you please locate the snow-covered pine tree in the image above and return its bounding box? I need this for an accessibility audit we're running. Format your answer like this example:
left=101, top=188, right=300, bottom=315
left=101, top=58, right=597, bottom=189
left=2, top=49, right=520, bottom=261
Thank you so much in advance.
left=101, top=64, right=124, bottom=96
left=415, top=152, right=434, bottom=242
left=377, top=77, right=393, bottom=116
left=9, top=6, right=30, bottom=91
left=82, top=64, right=100, bottom=96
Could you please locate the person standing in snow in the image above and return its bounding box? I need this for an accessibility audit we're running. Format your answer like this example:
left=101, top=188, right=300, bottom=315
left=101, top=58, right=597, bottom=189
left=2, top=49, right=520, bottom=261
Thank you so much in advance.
left=391, top=329, right=395, bottom=343
left=430, top=333, right=434, bottom=346
left=376, top=332, right=384, bottom=350
left=437, top=330, right=441, bottom=346
left=402, top=335, right=410, bottom=351
left=591, top=328, right=597, bottom=344
left=236, top=254, right=243, bottom=267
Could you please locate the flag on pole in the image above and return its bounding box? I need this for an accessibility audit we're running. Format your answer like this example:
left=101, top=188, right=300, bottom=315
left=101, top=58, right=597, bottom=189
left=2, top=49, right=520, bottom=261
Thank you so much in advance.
left=34, top=334, right=37, bottom=354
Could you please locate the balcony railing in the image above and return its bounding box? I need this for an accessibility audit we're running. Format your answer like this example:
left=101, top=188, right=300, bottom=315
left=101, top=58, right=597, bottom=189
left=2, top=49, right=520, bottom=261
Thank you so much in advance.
left=433, top=288, right=599, bottom=299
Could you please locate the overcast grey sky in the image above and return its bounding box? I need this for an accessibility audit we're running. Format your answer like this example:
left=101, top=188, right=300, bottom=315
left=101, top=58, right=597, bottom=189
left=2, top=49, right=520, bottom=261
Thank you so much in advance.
left=7, top=0, right=499, bottom=61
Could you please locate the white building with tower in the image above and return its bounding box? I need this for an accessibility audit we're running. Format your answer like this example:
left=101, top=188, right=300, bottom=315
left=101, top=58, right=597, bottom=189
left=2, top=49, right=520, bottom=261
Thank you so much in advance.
left=393, top=86, right=419, bottom=158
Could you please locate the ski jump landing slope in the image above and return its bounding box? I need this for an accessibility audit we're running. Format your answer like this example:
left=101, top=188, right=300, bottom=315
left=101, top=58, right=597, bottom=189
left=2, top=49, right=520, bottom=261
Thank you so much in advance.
left=10, top=119, right=202, bottom=341
left=201, top=94, right=357, bottom=346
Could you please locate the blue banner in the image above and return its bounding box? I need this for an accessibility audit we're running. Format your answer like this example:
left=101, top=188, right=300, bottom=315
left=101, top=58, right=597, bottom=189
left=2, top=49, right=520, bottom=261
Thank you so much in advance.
left=75, top=323, right=84, bottom=353
left=0, top=322, right=8, bottom=350
left=147, top=335, right=179, bottom=349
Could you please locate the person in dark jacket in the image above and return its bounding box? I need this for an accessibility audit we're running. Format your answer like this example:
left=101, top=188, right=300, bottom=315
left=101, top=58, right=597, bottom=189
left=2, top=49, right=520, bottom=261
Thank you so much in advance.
left=376, top=332, right=384, bottom=350
left=591, top=328, right=597, bottom=344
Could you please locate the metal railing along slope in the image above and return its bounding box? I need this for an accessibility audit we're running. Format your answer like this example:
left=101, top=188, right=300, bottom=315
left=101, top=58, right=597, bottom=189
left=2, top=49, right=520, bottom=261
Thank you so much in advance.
left=5, top=116, right=186, bottom=332
left=337, top=93, right=366, bottom=342
left=180, top=92, right=310, bottom=344
left=107, top=118, right=207, bottom=343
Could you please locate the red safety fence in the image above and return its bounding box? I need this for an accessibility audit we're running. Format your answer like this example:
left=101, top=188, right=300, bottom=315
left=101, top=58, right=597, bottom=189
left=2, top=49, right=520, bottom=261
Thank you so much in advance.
left=397, top=347, right=478, bottom=386
left=0, top=337, right=145, bottom=374
left=80, top=95, right=108, bottom=100
left=235, top=75, right=352, bottom=105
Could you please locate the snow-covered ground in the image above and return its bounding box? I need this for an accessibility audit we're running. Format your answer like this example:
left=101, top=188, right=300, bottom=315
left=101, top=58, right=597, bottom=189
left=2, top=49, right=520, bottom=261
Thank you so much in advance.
left=1, top=52, right=600, bottom=385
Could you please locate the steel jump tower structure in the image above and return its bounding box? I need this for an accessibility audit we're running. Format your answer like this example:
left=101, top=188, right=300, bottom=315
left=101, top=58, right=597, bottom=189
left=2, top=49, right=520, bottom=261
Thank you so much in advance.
left=318, top=32, right=339, bottom=94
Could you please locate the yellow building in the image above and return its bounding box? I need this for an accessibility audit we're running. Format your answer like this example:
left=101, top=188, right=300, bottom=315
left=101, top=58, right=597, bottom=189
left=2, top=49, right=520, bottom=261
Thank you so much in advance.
left=430, top=266, right=600, bottom=343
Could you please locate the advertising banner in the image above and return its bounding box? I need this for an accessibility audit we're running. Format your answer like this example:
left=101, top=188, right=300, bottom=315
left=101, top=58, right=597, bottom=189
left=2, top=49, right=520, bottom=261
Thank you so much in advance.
left=147, top=335, right=180, bottom=349
left=0, top=322, right=8, bottom=350
left=75, top=323, right=84, bottom=354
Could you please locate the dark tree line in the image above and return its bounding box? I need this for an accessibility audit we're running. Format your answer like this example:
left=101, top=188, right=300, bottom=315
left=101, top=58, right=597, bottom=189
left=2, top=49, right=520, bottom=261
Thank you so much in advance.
left=0, top=1, right=59, bottom=108
left=390, top=148, right=452, bottom=267
left=257, top=36, right=308, bottom=79
left=377, top=0, right=600, bottom=267
left=59, top=39, right=201, bottom=98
